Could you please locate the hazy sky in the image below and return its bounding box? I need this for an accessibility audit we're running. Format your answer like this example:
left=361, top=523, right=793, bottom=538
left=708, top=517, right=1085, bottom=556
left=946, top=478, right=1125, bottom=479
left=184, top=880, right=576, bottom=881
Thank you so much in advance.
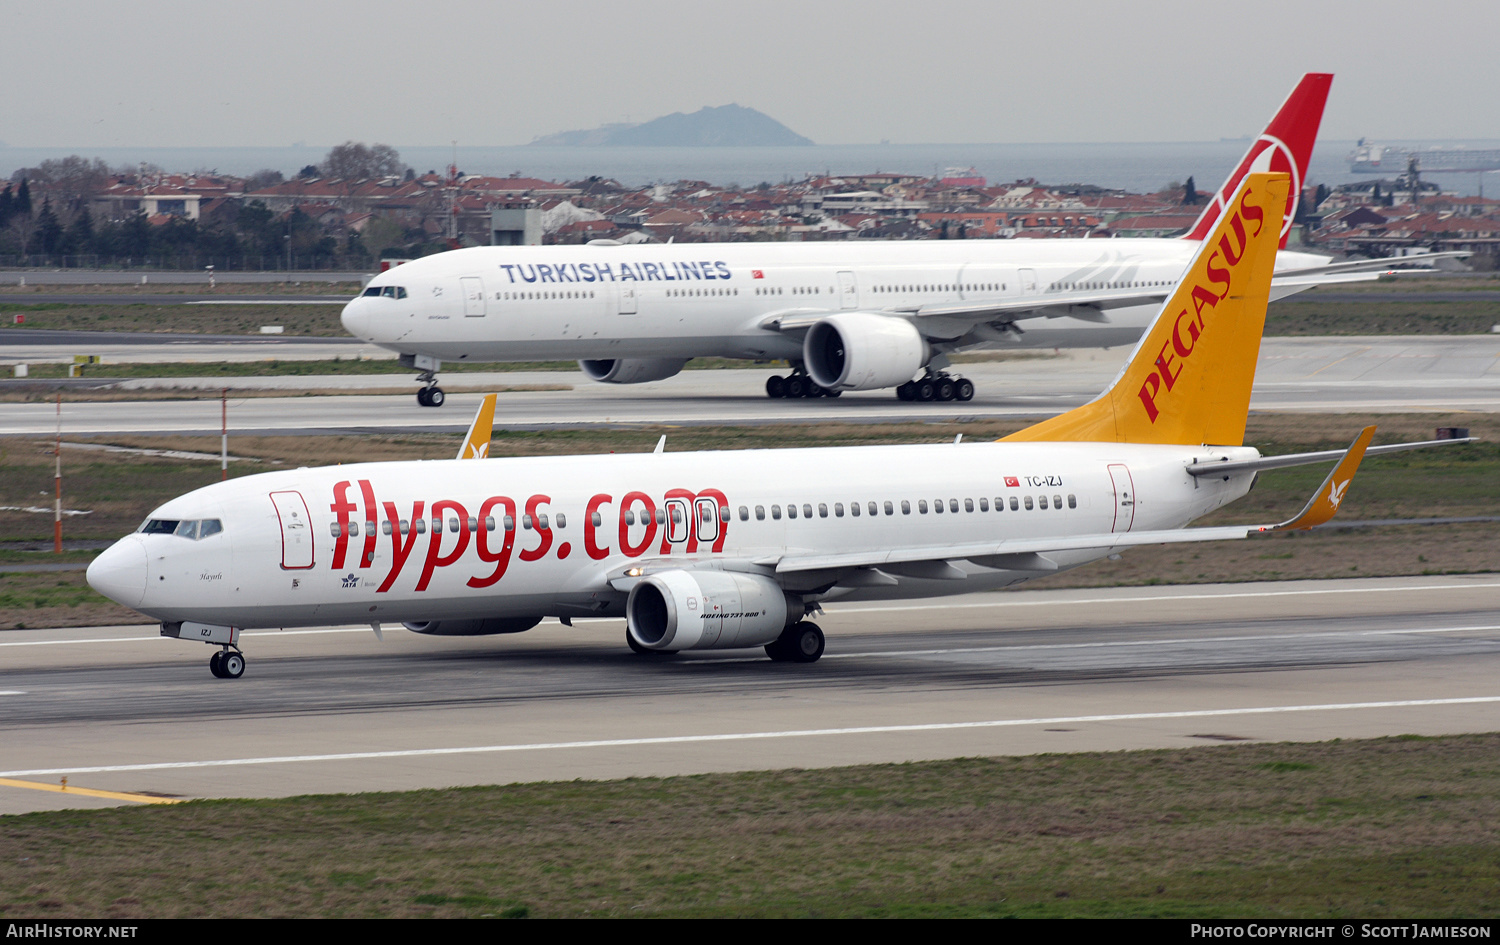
left=6, top=0, right=1497, bottom=148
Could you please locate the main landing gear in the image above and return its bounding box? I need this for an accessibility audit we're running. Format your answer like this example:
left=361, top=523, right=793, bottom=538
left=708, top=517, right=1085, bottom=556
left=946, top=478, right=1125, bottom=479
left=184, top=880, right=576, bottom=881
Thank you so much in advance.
left=208, top=646, right=246, bottom=679
left=765, top=621, right=825, bottom=663
left=765, top=371, right=841, bottom=399
left=896, top=372, right=974, bottom=403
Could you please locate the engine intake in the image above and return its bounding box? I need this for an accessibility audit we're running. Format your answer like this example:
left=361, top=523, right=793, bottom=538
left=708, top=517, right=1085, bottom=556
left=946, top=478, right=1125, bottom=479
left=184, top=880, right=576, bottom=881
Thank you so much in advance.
left=580, top=358, right=687, bottom=384
left=626, top=569, right=799, bottom=651
left=804, top=313, right=928, bottom=391
left=402, top=617, right=542, bottom=636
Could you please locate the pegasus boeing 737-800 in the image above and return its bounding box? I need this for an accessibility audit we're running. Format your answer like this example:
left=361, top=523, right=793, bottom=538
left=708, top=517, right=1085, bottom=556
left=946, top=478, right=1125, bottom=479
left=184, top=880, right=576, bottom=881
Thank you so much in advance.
left=87, top=173, right=1472, bottom=678
left=339, top=75, right=1455, bottom=407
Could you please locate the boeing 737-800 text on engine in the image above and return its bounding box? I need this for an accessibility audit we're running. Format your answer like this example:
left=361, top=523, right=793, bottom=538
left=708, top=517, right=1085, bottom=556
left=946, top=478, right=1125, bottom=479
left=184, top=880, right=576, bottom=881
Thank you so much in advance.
left=340, top=75, right=1454, bottom=407
left=88, top=174, right=1472, bottom=678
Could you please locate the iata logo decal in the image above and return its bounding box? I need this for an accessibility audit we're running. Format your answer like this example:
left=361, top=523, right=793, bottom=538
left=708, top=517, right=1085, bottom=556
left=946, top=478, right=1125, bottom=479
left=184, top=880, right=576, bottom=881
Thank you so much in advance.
left=341, top=573, right=359, bottom=588
left=1138, top=186, right=1266, bottom=424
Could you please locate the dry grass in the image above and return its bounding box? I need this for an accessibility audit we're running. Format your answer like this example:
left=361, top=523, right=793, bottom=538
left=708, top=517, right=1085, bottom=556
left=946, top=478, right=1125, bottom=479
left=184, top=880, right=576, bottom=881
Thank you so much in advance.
left=3, top=735, right=1500, bottom=917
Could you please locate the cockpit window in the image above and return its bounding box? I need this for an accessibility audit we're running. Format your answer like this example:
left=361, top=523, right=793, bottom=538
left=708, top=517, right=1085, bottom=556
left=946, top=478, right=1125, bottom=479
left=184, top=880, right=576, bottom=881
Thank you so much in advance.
left=139, top=518, right=223, bottom=539
left=361, top=286, right=408, bottom=299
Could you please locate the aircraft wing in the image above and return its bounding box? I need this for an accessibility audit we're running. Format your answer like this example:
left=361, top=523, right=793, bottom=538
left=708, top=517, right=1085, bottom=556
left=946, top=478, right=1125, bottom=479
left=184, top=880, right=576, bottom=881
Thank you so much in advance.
left=763, top=250, right=1471, bottom=342
left=772, top=426, right=1381, bottom=575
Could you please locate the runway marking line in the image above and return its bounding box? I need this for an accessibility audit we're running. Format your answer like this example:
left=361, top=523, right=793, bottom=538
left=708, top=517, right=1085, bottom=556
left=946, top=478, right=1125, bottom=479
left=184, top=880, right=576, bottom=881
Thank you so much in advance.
left=680, top=624, right=1500, bottom=664
left=4, top=582, right=1498, bottom=649
left=0, top=777, right=182, bottom=805
left=4, top=696, right=1499, bottom=780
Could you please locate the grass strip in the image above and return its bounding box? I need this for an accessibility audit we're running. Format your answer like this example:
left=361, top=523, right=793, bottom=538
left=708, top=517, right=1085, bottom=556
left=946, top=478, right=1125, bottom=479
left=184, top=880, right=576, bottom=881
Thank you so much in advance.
left=3, top=734, right=1500, bottom=918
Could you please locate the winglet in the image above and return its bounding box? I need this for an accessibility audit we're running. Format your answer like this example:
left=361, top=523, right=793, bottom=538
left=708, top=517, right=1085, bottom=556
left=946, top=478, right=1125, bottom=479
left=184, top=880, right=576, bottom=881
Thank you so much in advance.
left=1268, top=426, right=1376, bottom=531
left=456, top=394, right=498, bottom=460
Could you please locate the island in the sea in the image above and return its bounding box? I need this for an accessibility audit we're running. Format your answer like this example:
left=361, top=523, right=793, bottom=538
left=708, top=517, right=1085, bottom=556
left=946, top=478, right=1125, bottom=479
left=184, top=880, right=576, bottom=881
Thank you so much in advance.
left=529, top=104, right=814, bottom=147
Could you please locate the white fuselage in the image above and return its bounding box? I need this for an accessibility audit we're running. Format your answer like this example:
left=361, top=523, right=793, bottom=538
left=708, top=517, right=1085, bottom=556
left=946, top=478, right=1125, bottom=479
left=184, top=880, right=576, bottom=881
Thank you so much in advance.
left=89, top=441, right=1258, bottom=631
left=339, top=240, right=1331, bottom=364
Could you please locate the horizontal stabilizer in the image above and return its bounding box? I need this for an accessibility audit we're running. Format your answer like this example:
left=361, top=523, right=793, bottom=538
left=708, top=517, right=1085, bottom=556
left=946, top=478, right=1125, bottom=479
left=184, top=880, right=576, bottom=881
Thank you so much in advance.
left=1187, top=435, right=1477, bottom=477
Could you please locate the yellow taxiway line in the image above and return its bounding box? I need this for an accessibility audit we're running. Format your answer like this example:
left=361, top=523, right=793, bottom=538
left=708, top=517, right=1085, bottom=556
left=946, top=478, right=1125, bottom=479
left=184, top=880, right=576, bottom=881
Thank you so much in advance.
left=0, top=776, right=183, bottom=805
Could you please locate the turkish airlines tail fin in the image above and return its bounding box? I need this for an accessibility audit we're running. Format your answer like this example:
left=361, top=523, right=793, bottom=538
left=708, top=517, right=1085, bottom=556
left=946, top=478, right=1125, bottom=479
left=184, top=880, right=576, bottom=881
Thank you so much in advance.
left=457, top=394, right=498, bottom=459
left=1182, top=73, right=1331, bottom=250
left=1005, top=172, right=1288, bottom=447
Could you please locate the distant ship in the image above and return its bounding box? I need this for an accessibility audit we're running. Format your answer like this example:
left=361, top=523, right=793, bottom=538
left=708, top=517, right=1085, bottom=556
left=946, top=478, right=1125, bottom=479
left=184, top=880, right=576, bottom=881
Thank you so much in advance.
left=939, top=166, right=986, bottom=187
left=1348, top=139, right=1500, bottom=174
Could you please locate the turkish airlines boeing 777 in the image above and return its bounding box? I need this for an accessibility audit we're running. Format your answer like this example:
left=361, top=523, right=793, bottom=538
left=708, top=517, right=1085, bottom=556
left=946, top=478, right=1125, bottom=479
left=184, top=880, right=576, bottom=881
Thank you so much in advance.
left=88, top=173, right=1470, bottom=678
left=340, top=75, right=1453, bottom=407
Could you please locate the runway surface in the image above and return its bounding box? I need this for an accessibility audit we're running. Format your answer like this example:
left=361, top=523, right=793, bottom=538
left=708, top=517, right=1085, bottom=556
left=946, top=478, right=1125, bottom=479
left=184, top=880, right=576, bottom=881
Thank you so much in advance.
left=2, top=575, right=1498, bottom=814
left=1, top=336, right=1496, bottom=436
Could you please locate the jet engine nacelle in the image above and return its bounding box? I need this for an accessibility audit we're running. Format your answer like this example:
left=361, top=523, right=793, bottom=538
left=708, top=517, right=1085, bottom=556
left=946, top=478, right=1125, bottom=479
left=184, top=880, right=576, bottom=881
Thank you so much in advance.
left=579, top=358, right=688, bottom=384
left=804, top=313, right=929, bottom=392
left=625, top=569, right=800, bottom=652
left=402, top=616, right=542, bottom=636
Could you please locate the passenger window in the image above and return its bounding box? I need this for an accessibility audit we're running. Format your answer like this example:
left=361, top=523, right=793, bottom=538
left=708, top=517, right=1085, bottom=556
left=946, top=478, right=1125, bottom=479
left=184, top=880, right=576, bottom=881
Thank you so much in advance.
left=1009, top=497, right=1019, bottom=511
left=592, top=512, right=603, bottom=527
left=979, top=498, right=989, bottom=512
left=901, top=501, right=910, bottom=515
left=755, top=505, right=765, bottom=521
left=964, top=499, right=973, bottom=512
left=400, top=520, right=410, bottom=535
left=834, top=503, right=844, bottom=517
left=382, top=520, right=393, bottom=535
left=950, top=499, right=960, bottom=513
left=1024, top=496, right=1034, bottom=510
left=486, top=516, right=496, bottom=532
left=1068, top=494, right=1077, bottom=509
left=787, top=504, right=798, bottom=520
left=522, top=515, right=533, bottom=530
left=1053, top=495, right=1062, bottom=510
left=468, top=516, right=479, bottom=532
left=933, top=499, right=943, bottom=514
left=347, top=521, right=359, bottom=537
left=329, top=522, right=342, bottom=537
left=1039, top=496, right=1048, bottom=510
left=365, top=520, right=376, bottom=535
left=416, top=519, right=427, bottom=534
left=803, top=504, right=813, bottom=519
left=884, top=501, right=893, bottom=516
left=739, top=506, right=749, bottom=522
left=820, top=504, right=829, bottom=518
left=772, top=505, right=782, bottom=520
left=919, top=500, right=928, bottom=514
left=849, top=502, right=859, bottom=517
left=502, top=516, right=513, bottom=532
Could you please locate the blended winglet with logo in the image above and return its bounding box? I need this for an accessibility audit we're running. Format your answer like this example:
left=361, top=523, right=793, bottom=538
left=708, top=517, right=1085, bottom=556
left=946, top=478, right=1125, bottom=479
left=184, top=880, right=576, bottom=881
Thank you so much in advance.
left=1269, top=426, right=1376, bottom=531
left=1183, top=73, right=1332, bottom=250
left=456, top=393, right=498, bottom=460
left=1004, top=172, right=1289, bottom=448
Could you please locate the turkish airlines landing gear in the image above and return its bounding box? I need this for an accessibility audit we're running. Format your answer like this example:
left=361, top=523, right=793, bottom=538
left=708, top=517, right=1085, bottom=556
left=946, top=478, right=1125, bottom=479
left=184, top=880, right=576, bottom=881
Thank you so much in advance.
left=414, top=367, right=445, bottom=407
left=896, top=373, right=974, bottom=403
left=209, top=647, right=246, bottom=679
left=765, top=621, right=825, bottom=663
left=765, top=371, right=840, bottom=399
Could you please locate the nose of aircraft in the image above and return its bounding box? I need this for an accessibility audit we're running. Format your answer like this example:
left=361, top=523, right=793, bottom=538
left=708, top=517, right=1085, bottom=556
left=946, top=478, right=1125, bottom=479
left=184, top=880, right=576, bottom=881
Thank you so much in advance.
left=87, top=537, right=148, bottom=609
left=340, top=296, right=372, bottom=340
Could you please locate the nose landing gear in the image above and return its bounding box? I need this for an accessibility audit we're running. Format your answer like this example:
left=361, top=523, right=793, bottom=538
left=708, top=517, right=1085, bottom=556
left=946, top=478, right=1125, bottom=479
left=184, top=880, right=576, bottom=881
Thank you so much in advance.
left=209, top=647, right=246, bottom=679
